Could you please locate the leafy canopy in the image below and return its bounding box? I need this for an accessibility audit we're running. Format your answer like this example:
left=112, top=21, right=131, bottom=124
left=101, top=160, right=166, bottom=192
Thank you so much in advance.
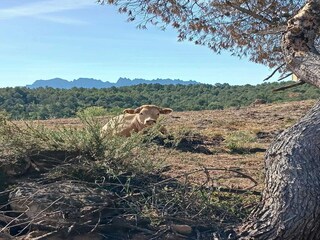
left=98, top=0, right=307, bottom=69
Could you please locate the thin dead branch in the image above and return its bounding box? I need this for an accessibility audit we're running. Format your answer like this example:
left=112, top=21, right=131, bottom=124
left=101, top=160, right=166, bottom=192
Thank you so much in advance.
left=277, top=73, right=293, bottom=81
left=0, top=210, right=28, bottom=233
left=272, top=81, right=305, bottom=92
left=263, top=63, right=285, bottom=81
left=153, top=167, right=258, bottom=190
left=225, top=0, right=273, bottom=25
left=24, top=230, right=58, bottom=240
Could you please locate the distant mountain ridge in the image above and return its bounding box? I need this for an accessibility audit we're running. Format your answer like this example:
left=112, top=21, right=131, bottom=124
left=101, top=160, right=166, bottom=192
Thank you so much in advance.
left=26, top=77, right=199, bottom=89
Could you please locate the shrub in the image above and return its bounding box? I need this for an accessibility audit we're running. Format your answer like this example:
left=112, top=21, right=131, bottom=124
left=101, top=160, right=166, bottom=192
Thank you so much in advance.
left=76, top=106, right=108, bottom=117
left=224, top=131, right=257, bottom=153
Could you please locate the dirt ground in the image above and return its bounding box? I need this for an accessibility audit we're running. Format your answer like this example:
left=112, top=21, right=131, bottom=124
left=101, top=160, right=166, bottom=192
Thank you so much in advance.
left=31, top=99, right=315, bottom=192
left=160, top=99, right=315, bottom=190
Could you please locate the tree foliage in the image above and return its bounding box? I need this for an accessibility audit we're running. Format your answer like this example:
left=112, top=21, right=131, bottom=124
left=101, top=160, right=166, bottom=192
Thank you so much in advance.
left=0, top=82, right=319, bottom=120
left=98, top=0, right=310, bottom=70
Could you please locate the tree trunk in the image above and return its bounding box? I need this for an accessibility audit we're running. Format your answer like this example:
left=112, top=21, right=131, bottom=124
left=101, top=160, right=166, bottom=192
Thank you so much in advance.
left=238, top=100, right=320, bottom=239
left=237, top=1, right=320, bottom=239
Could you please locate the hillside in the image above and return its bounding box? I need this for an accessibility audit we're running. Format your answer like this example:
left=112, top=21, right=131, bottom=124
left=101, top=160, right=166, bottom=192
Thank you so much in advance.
left=26, top=77, right=199, bottom=89
left=0, top=99, right=314, bottom=239
left=0, top=81, right=319, bottom=120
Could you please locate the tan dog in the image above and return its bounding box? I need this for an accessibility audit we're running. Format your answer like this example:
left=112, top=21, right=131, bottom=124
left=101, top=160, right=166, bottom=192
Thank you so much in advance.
left=101, top=105, right=173, bottom=137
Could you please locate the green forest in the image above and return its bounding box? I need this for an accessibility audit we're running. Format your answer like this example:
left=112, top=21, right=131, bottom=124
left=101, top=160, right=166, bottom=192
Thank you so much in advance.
left=1, top=81, right=319, bottom=120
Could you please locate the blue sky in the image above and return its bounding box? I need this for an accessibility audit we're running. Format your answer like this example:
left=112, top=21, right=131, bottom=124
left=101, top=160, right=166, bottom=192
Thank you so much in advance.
left=0, top=0, right=276, bottom=88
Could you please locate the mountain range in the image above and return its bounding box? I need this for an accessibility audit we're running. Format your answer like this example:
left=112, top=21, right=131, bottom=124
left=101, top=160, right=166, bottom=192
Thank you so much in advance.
left=26, top=77, right=199, bottom=89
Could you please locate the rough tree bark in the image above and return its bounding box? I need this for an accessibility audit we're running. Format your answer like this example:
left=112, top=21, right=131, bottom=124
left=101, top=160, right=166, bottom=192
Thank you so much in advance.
left=238, top=1, right=320, bottom=239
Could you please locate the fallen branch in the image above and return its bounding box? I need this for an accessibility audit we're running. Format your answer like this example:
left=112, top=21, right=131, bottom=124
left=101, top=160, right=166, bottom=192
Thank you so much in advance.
left=0, top=210, right=28, bottom=233
left=25, top=230, right=58, bottom=240
left=153, top=167, right=258, bottom=192
left=14, top=196, right=63, bottom=236
left=200, top=186, right=261, bottom=196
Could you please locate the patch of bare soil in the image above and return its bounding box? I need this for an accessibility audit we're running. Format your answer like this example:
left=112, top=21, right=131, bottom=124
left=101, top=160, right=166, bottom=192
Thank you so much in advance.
left=156, top=100, right=315, bottom=190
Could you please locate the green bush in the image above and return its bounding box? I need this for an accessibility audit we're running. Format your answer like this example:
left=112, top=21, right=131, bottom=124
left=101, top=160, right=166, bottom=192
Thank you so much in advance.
left=76, top=106, right=108, bottom=117
left=224, top=131, right=256, bottom=153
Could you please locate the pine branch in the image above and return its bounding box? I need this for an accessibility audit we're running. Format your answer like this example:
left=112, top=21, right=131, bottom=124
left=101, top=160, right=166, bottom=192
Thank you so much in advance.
left=225, top=0, right=273, bottom=25
left=272, top=81, right=305, bottom=92
left=263, top=63, right=285, bottom=81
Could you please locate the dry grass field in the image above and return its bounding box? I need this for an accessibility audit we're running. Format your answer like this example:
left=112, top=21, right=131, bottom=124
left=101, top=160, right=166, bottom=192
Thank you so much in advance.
left=34, top=99, right=315, bottom=192
left=1, top=99, right=317, bottom=239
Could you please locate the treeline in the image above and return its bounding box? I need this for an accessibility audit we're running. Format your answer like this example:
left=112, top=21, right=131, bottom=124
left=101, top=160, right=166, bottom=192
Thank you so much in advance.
left=0, top=81, right=319, bottom=120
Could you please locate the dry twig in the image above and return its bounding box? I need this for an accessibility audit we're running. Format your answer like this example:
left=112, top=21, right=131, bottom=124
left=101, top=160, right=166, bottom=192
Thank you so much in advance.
left=272, top=81, right=305, bottom=92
